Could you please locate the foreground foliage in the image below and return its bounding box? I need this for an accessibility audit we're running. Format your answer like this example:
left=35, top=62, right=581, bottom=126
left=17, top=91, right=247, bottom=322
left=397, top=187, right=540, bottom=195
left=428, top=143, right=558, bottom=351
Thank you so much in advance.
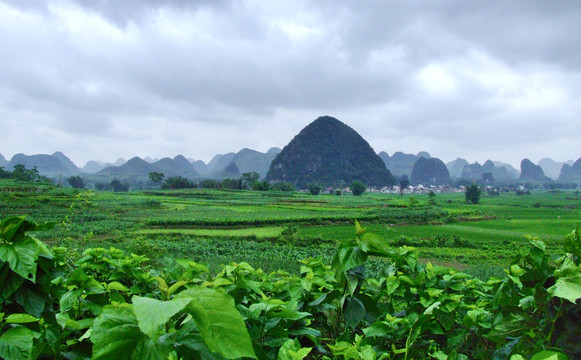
left=1, top=216, right=580, bottom=359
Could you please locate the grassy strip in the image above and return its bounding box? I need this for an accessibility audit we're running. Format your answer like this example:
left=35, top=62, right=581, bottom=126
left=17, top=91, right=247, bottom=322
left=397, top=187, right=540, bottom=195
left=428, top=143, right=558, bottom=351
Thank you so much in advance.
left=135, top=226, right=285, bottom=238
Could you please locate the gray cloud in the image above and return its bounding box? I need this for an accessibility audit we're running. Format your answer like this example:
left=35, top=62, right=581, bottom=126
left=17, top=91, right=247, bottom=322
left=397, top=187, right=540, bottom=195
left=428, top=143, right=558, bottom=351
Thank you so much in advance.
left=0, top=0, right=580, bottom=167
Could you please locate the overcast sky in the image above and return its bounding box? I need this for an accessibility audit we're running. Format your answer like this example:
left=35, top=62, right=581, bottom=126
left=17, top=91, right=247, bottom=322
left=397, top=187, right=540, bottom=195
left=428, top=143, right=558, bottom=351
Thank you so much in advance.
left=1, top=1, right=580, bottom=168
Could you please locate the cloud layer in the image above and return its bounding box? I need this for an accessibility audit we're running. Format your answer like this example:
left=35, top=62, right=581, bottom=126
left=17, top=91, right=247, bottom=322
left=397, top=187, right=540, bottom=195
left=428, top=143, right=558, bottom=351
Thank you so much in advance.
left=1, top=0, right=580, bottom=167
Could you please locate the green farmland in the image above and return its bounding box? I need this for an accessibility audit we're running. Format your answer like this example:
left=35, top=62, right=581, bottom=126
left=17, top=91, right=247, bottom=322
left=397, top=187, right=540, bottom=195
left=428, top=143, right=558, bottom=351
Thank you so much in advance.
left=1, top=179, right=581, bottom=359
left=1, top=179, right=579, bottom=277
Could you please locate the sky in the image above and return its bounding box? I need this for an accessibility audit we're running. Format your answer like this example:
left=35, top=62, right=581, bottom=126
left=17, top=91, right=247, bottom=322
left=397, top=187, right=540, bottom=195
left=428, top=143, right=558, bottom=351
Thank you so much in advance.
left=1, top=0, right=580, bottom=168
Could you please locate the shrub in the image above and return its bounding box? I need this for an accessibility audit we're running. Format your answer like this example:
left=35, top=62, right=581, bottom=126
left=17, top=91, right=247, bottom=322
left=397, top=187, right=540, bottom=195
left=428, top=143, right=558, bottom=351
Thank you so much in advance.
left=307, top=183, right=321, bottom=195
left=349, top=180, right=366, bottom=196
left=465, top=184, right=481, bottom=204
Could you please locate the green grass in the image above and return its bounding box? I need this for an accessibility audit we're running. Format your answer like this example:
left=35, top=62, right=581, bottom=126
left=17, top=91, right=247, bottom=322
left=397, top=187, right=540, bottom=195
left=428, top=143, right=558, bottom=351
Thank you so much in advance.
left=1, top=179, right=579, bottom=274
left=134, top=226, right=284, bottom=238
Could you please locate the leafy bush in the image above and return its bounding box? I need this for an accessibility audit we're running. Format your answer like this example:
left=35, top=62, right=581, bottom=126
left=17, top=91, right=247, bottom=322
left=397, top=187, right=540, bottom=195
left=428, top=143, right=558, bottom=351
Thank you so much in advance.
left=349, top=180, right=367, bottom=196
left=465, top=183, right=481, bottom=204
left=307, top=183, right=321, bottom=195
left=162, top=176, right=195, bottom=189
left=1, top=216, right=580, bottom=359
left=270, top=181, right=294, bottom=192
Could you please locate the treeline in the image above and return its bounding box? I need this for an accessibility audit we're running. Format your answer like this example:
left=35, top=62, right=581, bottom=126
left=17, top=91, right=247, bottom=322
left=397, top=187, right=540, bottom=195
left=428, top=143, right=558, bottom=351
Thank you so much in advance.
left=0, top=164, right=51, bottom=183
left=147, top=171, right=295, bottom=192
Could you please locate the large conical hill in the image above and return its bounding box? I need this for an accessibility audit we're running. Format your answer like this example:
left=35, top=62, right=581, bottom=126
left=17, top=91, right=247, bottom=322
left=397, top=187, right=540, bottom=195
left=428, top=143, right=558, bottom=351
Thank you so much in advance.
left=266, top=116, right=396, bottom=187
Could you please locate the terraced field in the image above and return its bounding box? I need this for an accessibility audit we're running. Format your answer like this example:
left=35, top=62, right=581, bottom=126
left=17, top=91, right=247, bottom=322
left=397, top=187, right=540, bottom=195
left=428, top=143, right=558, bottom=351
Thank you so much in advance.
left=1, top=178, right=579, bottom=277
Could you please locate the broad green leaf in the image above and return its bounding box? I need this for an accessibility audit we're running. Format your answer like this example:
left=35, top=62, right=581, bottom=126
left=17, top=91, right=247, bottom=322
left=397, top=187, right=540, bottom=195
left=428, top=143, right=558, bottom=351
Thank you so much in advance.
left=531, top=350, right=569, bottom=360
left=355, top=220, right=367, bottom=235
left=432, top=351, right=448, bottom=360
left=336, top=239, right=367, bottom=271
left=328, top=341, right=360, bottom=359
left=0, top=265, right=25, bottom=302
left=5, top=313, right=38, bottom=324
left=132, top=296, right=191, bottom=339
left=179, top=287, right=256, bottom=359
left=0, top=326, right=34, bottom=360
left=91, top=304, right=171, bottom=360
left=55, top=313, right=93, bottom=330
left=108, top=281, right=130, bottom=292
left=406, top=319, right=423, bottom=358
left=424, top=301, right=441, bottom=315
left=548, top=257, right=581, bottom=303
left=167, top=280, right=187, bottom=296
left=13, top=283, right=47, bottom=318
left=360, top=232, right=398, bottom=259
left=0, top=217, right=27, bottom=243
left=363, top=321, right=391, bottom=337
left=154, top=276, right=168, bottom=292
left=278, top=339, right=312, bottom=360
left=0, top=236, right=39, bottom=282
left=563, top=228, right=581, bottom=259
left=487, top=313, right=529, bottom=344
left=344, top=297, right=366, bottom=329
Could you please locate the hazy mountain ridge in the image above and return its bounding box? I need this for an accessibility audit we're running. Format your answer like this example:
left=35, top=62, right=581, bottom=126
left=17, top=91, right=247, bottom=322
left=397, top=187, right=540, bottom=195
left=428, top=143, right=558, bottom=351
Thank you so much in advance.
left=2, top=145, right=579, bottom=186
left=519, top=159, right=551, bottom=183
left=207, top=153, right=237, bottom=173
left=190, top=160, right=209, bottom=175
left=411, top=157, right=451, bottom=185
left=6, top=152, right=80, bottom=177
left=94, top=155, right=198, bottom=181
left=558, top=158, right=581, bottom=183
left=457, top=160, right=517, bottom=182
left=538, top=158, right=574, bottom=180
left=197, top=147, right=281, bottom=180
left=446, top=158, right=469, bottom=178
left=379, top=151, right=431, bottom=177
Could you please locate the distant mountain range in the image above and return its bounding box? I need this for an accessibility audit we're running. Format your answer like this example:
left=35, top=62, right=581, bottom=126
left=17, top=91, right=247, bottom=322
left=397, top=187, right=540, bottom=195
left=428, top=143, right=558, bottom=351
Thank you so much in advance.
left=2, top=118, right=580, bottom=188
left=558, top=158, right=581, bottom=183
left=3, top=152, right=80, bottom=178
left=538, top=158, right=574, bottom=180
left=378, top=151, right=431, bottom=178
left=3, top=148, right=580, bottom=187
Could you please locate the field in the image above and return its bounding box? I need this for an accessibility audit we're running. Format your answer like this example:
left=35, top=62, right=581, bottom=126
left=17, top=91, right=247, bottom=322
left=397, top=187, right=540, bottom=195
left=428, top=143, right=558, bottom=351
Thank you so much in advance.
left=1, top=179, right=580, bottom=359
left=1, top=179, right=579, bottom=278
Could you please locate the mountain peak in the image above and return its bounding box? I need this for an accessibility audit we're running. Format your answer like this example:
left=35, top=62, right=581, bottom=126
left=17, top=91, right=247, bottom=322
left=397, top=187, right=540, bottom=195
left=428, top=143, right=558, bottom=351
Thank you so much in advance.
left=266, top=116, right=396, bottom=187
left=519, top=158, right=550, bottom=182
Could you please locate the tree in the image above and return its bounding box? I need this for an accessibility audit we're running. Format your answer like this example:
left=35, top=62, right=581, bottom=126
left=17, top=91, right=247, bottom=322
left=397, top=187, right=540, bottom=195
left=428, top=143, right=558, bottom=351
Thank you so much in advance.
left=67, top=176, right=85, bottom=189
left=149, top=172, right=165, bottom=186
left=465, top=184, right=481, bottom=204
left=427, top=190, right=436, bottom=206
left=0, top=166, right=10, bottom=179
left=12, top=164, right=40, bottom=182
left=200, top=179, right=220, bottom=189
left=252, top=180, right=270, bottom=191
left=241, top=172, right=260, bottom=189
left=271, top=182, right=294, bottom=192
left=350, top=180, right=367, bottom=196
left=307, top=183, right=321, bottom=195
left=162, top=176, right=194, bottom=189
left=399, top=176, right=410, bottom=195
left=222, top=178, right=242, bottom=189
left=110, top=179, right=130, bottom=192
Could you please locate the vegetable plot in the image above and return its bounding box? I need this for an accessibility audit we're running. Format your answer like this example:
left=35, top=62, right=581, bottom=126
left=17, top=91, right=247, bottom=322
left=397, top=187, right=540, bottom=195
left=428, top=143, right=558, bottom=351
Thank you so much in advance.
left=1, top=216, right=580, bottom=359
